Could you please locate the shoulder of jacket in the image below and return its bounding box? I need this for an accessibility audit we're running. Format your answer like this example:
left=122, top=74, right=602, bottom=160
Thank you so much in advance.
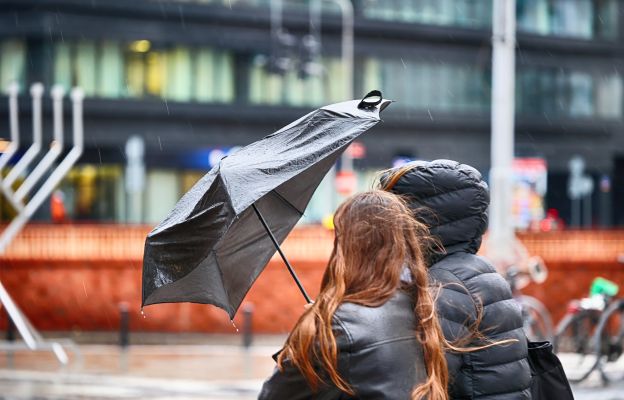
left=429, top=253, right=496, bottom=283
left=333, top=292, right=416, bottom=351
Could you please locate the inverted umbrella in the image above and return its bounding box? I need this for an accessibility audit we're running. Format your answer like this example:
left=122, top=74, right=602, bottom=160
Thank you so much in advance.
left=142, top=91, right=391, bottom=318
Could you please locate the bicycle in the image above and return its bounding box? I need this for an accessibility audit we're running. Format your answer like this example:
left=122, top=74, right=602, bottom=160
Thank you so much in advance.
left=589, top=258, right=624, bottom=383
left=505, top=258, right=554, bottom=343
left=592, top=294, right=624, bottom=383
left=553, top=277, right=620, bottom=383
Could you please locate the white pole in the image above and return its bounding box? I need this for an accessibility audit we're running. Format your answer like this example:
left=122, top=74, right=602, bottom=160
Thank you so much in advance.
left=2, top=83, right=45, bottom=212
left=0, top=83, right=21, bottom=171
left=15, top=85, right=66, bottom=202
left=332, top=0, right=354, bottom=100
left=488, top=0, right=516, bottom=266
left=0, top=87, right=84, bottom=253
left=333, top=0, right=355, bottom=172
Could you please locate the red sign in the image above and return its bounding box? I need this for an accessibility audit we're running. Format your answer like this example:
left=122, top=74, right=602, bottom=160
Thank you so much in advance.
left=346, top=142, right=366, bottom=159
left=336, top=170, right=357, bottom=195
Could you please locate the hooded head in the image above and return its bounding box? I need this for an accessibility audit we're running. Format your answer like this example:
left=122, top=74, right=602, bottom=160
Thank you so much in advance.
left=380, top=159, right=489, bottom=260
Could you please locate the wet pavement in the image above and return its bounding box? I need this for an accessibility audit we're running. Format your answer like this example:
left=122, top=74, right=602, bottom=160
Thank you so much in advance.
left=0, top=338, right=623, bottom=399
left=0, top=337, right=280, bottom=400
left=560, top=352, right=624, bottom=400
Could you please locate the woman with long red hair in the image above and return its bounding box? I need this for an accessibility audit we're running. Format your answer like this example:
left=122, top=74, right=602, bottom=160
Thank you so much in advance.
left=259, top=190, right=449, bottom=400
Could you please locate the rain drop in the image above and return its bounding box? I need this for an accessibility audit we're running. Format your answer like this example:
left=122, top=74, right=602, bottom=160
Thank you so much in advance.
left=141, top=308, right=147, bottom=319
left=230, top=320, right=239, bottom=333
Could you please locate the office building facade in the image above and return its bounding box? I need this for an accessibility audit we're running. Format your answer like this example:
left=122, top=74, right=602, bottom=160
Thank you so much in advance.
left=0, top=0, right=622, bottom=226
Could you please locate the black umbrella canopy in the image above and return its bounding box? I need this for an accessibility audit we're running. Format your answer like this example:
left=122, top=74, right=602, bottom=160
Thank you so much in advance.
left=142, top=92, right=392, bottom=318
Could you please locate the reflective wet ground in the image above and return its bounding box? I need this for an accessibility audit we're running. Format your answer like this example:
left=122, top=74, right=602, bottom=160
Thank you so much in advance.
left=0, top=341, right=623, bottom=400
left=0, top=339, right=278, bottom=400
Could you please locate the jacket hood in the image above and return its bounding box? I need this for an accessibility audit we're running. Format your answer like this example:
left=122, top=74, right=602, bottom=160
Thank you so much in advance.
left=383, top=159, right=489, bottom=258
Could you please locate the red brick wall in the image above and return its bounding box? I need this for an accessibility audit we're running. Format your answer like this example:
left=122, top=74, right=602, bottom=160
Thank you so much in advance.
left=0, top=259, right=325, bottom=334
left=0, top=226, right=622, bottom=334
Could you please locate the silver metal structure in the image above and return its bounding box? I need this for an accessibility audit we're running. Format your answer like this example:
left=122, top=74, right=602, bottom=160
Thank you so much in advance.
left=0, top=82, right=84, bottom=366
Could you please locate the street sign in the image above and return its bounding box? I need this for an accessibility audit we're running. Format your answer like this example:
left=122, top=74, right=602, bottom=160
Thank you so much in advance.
left=568, top=156, right=593, bottom=200
left=335, top=170, right=356, bottom=195
left=347, top=141, right=366, bottom=159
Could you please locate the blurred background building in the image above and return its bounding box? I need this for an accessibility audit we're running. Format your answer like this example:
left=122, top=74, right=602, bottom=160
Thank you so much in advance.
left=0, top=0, right=622, bottom=229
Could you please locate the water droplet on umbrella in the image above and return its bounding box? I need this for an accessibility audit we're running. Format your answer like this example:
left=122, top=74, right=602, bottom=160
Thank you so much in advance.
left=230, top=320, right=239, bottom=332
left=141, top=308, right=147, bottom=319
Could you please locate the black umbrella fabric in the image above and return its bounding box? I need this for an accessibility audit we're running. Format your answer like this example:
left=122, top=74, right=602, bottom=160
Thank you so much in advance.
left=142, top=92, right=391, bottom=318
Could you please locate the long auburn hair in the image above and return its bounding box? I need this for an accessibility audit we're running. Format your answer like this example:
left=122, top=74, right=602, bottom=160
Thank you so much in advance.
left=277, top=190, right=449, bottom=400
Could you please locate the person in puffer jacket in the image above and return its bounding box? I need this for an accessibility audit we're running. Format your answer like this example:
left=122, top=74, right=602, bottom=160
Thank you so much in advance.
left=381, top=159, right=532, bottom=400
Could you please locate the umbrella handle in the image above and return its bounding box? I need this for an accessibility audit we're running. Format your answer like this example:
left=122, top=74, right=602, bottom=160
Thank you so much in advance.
left=252, top=204, right=313, bottom=304
left=358, top=90, right=383, bottom=109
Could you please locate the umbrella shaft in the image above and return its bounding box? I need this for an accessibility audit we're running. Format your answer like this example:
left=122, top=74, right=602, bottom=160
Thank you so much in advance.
left=252, top=203, right=312, bottom=304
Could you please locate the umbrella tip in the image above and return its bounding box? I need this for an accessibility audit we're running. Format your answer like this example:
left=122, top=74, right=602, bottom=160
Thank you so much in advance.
left=379, top=99, right=393, bottom=112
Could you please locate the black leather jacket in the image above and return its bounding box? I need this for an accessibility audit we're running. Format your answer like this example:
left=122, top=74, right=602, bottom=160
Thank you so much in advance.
left=258, top=290, right=427, bottom=399
left=386, top=160, right=532, bottom=399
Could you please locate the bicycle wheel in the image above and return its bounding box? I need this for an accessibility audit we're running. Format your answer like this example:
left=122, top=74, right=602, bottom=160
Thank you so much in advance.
left=554, top=309, right=602, bottom=383
left=593, top=299, right=624, bottom=383
left=517, top=295, right=554, bottom=342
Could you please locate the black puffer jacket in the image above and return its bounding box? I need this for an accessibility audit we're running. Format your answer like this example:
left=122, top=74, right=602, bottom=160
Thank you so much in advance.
left=258, top=290, right=428, bottom=399
left=387, top=159, right=531, bottom=400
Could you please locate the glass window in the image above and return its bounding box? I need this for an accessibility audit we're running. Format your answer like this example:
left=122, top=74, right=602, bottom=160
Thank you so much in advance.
left=53, top=42, right=72, bottom=91
left=194, top=47, right=216, bottom=102
left=98, top=41, right=124, bottom=98
left=324, top=57, right=347, bottom=103
left=146, top=50, right=166, bottom=98
left=517, top=0, right=618, bottom=40
left=361, top=0, right=491, bottom=29
left=150, top=0, right=341, bottom=14
left=0, top=39, right=26, bottom=93
left=49, top=39, right=235, bottom=103
left=596, top=73, right=622, bottom=118
left=517, top=66, right=622, bottom=119
left=246, top=55, right=346, bottom=107
left=213, top=51, right=235, bottom=103
left=61, top=165, right=123, bottom=222
left=303, top=72, right=324, bottom=106
left=249, top=56, right=267, bottom=104
left=568, top=71, right=593, bottom=117
left=284, top=69, right=306, bottom=107
left=144, top=170, right=181, bottom=224
left=362, top=56, right=490, bottom=115
left=75, top=41, right=97, bottom=96
left=362, top=58, right=382, bottom=99
left=125, top=51, right=145, bottom=97
left=165, top=47, right=193, bottom=102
